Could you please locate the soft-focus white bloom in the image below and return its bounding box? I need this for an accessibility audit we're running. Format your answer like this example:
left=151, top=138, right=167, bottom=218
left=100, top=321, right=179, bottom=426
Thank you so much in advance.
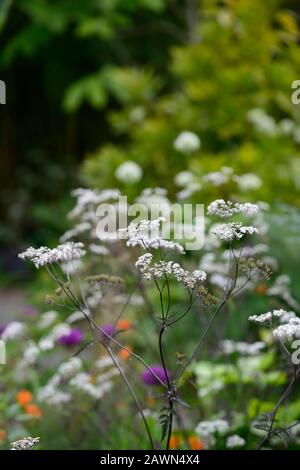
left=19, top=242, right=86, bottom=269
left=196, top=419, right=229, bottom=437
left=48, top=323, right=72, bottom=341
left=267, top=275, right=300, bottom=310
left=10, top=437, right=40, bottom=450
left=115, top=161, right=142, bottom=184
left=233, top=173, right=262, bottom=191
left=89, top=243, right=109, bottom=255
left=113, top=293, right=144, bottom=306
left=129, top=106, right=145, bottom=123
left=207, top=200, right=258, bottom=218
left=38, top=338, right=54, bottom=351
left=173, top=131, right=201, bottom=153
left=22, top=341, right=39, bottom=365
left=135, top=187, right=170, bottom=208
left=203, top=167, right=234, bottom=186
left=61, top=259, right=83, bottom=275
left=279, top=118, right=295, bottom=135
left=68, top=188, right=120, bottom=220
left=211, top=222, right=259, bottom=241
left=58, top=357, right=82, bottom=378
left=247, top=108, right=278, bottom=136
left=67, top=311, right=84, bottom=324
left=176, top=182, right=201, bottom=200
left=96, top=356, right=114, bottom=369
left=226, top=435, right=246, bottom=448
left=1, top=321, right=26, bottom=341
left=37, top=384, right=71, bottom=405
left=70, top=373, right=113, bottom=399
left=174, top=171, right=195, bottom=187
left=60, top=222, right=91, bottom=243
left=38, top=310, right=58, bottom=329
left=221, top=339, right=265, bottom=356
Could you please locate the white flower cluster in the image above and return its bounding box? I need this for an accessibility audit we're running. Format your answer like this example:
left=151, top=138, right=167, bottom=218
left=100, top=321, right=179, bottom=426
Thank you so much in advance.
left=70, top=372, right=113, bottom=399
left=196, top=419, right=229, bottom=438
left=1, top=321, right=26, bottom=341
left=226, top=435, right=246, bottom=448
left=120, top=218, right=184, bottom=253
left=19, top=242, right=86, bottom=269
left=115, top=161, right=142, bottom=184
left=173, top=131, right=201, bottom=153
left=221, top=339, right=265, bottom=356
left=211, top=222, right=259, bottom=241
left=273, top=312, right=300, bottom=342
left=207, top=199, right=258, bottom=218
left=10, top=436, right=40, bottom=450
left=249, top=309, right=286, bottom=324
left=135, top=254, right=206, bottom=288
left=68, top=188, right=120, bottom=220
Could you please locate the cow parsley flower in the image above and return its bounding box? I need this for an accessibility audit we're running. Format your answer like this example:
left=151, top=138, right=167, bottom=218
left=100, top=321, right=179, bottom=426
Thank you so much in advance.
left=19, top=242, right=86, bottom=269
left=211, top=222, right=259, bottom=241
left=120, top=218, right=184, bottom=253
left=207, top=199, right=258, bottom=218
left=115, top=161, right=142, bottom=184
left=249, top=309, right=286, bottom=325
left=135, top=257, right=206, bottom=288
left=174, top=131, right=201, bottom=153
left=10, top=436, right=40, bottom=450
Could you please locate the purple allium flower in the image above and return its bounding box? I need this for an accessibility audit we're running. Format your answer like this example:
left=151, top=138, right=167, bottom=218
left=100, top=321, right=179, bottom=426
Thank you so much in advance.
left=142, top=365, right=171, bottom=386
left=58, top=328, right=83, bottom=346
left=0, top=324, right=6, bottom=336
left=101, top=323, right=116, bottom=341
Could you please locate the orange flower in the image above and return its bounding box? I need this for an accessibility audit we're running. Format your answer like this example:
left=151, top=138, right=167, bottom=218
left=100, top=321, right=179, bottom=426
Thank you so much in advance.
left=117, top=319, right=132, bottom=331
left=188, top=435, right=205, bottom=450
left=118, top=346, right=132, bottom=360
left=255, top=283, right=267, bottom=296
left=169, top=434, right=183, bottom=450
left=0, top=430, right=6, bottom=442
left=16, top=390, right=33, bottom=407
left=24, top=404, right=42, bottom=418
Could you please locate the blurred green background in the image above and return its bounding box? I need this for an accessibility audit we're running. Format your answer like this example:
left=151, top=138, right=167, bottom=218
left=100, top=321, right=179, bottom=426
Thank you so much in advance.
left=1, top=0, right=300, bottom=281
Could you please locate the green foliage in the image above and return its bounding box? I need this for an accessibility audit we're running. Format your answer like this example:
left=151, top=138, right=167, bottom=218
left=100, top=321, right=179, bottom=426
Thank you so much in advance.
left=80, top=0, right=300, bottom=206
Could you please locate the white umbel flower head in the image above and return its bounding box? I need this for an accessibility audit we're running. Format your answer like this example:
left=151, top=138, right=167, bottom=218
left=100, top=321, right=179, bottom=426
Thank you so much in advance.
left=174, top=131, right=201, bottom=153
left=115, top=161, right=142, bottom=184
left=19, top=242, right=86, bottom=269
left=10, top=436, right=40, bottom=450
